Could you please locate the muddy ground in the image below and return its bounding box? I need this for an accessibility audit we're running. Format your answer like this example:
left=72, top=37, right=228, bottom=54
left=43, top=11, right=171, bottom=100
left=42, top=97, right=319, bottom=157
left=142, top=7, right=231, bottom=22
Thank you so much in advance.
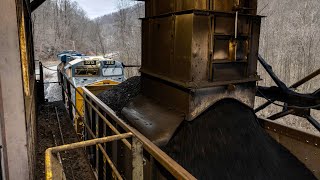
left=35, top=101, right=95, bottom=180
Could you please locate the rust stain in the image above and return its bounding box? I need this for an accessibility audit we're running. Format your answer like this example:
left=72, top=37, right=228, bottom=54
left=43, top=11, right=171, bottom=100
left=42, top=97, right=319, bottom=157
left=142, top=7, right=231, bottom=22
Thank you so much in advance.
left=19, top=10, right=30, bottom=96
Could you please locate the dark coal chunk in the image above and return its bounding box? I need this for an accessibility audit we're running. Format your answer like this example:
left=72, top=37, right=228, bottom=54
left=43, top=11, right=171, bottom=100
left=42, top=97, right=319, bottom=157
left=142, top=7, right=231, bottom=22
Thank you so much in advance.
left=163, top=99, right=316, bottom=180
left=97, top=76, right=141, bottom=114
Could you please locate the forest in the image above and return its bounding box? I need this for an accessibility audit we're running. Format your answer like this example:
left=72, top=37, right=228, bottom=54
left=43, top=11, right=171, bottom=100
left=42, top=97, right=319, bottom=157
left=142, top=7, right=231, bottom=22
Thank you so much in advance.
left=32, top=0, right=143, bottom=76
left=33, top=0, right=320, bottom=87
left=257, top=0, right=320, bottom=132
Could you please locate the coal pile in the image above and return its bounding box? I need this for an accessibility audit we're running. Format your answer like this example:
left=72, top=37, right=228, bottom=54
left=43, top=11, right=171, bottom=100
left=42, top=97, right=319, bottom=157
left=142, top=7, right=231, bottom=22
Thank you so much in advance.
left=164, top=99, right=316, bottom=180
left=97, top=77, right=315, bottom=179
left=97, top=76, right=140, bottom=114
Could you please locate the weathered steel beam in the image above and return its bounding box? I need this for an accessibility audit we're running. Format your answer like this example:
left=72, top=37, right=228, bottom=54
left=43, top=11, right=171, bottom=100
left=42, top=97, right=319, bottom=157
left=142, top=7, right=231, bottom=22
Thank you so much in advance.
left=290, top=68, right=320, bottom=89
left=30, top=0, right=47, bottom=12
left=254, top=100, right=273, bottom=113
left=306, top=115, right=320, bottom=132
left=258, top=54, right=288, bottom=90
left=268, top=109, right=295, bottom=120
left=257, top=86, right=320, bottom=109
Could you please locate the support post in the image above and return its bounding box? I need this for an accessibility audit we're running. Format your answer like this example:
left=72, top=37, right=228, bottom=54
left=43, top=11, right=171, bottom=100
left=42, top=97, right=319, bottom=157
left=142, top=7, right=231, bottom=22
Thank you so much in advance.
left=67, top=81, right=73, bottom=120
left=132, top=137, right=143, bottom=180
left=39, top=61, right=45, bottom=103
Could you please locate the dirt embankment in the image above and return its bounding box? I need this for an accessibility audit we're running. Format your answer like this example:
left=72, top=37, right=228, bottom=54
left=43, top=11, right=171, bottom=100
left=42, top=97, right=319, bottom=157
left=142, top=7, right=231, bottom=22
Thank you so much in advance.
left=35, top=101, right=95, bottom=180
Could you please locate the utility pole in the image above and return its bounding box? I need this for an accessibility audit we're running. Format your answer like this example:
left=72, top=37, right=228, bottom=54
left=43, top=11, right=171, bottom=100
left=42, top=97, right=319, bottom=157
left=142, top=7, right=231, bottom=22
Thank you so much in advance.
left=72, top=40, right=75, bottom=51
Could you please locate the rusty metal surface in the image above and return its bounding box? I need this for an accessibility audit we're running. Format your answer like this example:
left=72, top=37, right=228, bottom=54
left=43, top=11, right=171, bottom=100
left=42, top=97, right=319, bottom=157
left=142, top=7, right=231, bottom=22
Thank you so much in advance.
left=19, top=9, right=30, bottom=96
left=45, top=133, right=133, bottom=180
left=189, top=82, right=256, bottom=120
left=260, top=118, right=320, bottom=178
left=142, top=11, right=261, bottom=86
left=142, top=73, right=256, bottom=121
left=141, top=75, right=190, bottom=114
left=144, top=0, right=257, bottom=17
left=132, top=137, right=144, bottom=179
left=141, top=9, right=261, bottom=121
left=122, top=95, right=184, bottom=146
left=173, top=13, right=193, bottom=81
left=45, top=152, right=66, bottom=180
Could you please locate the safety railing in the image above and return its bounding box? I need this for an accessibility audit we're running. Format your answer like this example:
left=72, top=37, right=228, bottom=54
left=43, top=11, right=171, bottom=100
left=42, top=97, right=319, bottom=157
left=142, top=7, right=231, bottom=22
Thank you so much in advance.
left=52, top=71, right=196, bottom=180
left=45, top=133, right=139, bottom=180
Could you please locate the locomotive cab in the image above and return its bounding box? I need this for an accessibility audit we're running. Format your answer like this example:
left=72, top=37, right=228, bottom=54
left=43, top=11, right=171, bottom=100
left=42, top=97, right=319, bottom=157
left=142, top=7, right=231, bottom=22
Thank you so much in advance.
left=101, top=59, right=126, bottom=82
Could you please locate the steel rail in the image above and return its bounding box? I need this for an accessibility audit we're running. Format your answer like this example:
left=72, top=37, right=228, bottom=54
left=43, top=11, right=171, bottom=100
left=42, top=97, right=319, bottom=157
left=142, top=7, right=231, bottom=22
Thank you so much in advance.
left=45, top=133, right=133, bottom=180
left=55, top=107, right=65, bottom=145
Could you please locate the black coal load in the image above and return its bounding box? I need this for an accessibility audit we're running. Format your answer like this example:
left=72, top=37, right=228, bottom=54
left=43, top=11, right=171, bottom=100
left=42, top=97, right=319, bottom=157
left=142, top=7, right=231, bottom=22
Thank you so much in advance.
left=97, top=77, right=316, bottom=180
left=97, top=76, right=141, bottom=114
left=164, top=99, right=316, bottom=180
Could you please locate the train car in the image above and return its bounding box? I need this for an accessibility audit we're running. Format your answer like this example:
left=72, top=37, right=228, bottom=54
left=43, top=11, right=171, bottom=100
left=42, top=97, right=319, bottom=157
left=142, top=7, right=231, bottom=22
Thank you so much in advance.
left=57, top=51, right=84, bottom=83
left=59, top=55, right=125, bottom=136
left=57, top=50, right=83, bottom=63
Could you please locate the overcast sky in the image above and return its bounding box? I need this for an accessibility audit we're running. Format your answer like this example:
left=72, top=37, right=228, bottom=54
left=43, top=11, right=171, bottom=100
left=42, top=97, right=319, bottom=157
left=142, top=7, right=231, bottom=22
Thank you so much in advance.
left=74, top=0, right=118, bottom=19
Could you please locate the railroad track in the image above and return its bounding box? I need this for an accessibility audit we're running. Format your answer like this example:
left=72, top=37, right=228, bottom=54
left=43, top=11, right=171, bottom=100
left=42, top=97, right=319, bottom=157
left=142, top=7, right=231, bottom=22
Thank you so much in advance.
left=49, top=105, right=76, bottom=180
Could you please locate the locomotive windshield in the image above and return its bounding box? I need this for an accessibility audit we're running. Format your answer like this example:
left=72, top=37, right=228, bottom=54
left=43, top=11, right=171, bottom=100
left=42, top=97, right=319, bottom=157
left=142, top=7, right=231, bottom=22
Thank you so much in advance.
left=102, top=67, right=123, bottom=76
left=74, top=67, right=100, bottom=76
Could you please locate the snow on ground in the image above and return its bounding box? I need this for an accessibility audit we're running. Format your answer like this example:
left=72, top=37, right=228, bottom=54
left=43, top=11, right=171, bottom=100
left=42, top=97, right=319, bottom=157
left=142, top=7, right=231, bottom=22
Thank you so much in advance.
left=36, top=62, right=62, bottom=102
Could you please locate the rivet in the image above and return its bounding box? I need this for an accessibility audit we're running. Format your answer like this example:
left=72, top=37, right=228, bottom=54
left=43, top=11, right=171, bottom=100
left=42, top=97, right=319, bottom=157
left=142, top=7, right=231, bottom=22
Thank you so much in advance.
left=315, top=143, right=318, bottom=146
left=305, top=157, right=308, bottom=160
left=274, top=129, right=277, bottom=132
left=306, top=140, right=309, bottom=143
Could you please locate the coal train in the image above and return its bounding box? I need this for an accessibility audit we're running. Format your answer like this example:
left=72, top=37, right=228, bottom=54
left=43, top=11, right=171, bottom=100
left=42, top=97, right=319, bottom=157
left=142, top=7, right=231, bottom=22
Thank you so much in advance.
left=57, top=52, right=126, bottom=135
left=54, top=0, right=320, bottom=179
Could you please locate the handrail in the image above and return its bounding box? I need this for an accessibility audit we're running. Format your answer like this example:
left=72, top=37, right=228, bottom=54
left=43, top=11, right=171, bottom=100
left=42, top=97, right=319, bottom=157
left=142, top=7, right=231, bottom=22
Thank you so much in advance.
left=45, top=133, right=133, bottom=180
left=60, top=73, right=132, bottom=149
left=59, top=71, right=196, bottom=179
left=82, top=87, right=196, bottom=180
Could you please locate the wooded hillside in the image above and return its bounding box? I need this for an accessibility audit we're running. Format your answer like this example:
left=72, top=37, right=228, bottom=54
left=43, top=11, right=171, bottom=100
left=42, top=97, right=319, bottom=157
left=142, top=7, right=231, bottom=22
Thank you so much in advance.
left=257, top=0, right=320, bottom=132
left=33, top=0, right=320, bottom=91
left=32, top=0, right=320, bottom=131
left=258, top=0, right=320, bottom=93
left=32, top=0, right=144, bottom=76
